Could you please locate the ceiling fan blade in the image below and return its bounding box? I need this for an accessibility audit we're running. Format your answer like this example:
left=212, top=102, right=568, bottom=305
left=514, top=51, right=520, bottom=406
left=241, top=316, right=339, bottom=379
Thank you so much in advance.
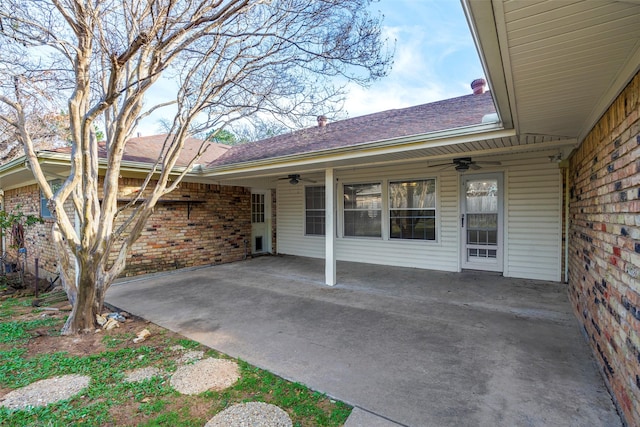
left=300, top=178, right=317, bottom=183
left=469, top=163, right=482, bottom=170
left=428, top=162, right=454, bottom=168
left=278, top=174, right=300, bottom=180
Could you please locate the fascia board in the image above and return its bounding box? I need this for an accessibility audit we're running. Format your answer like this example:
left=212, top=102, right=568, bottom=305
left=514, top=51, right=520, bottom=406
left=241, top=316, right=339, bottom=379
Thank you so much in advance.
left=34, top=151, right=197, bottom=177
left=0, top=155, right=29, bottom=176
left=202, top=125, right=515, bottom=177
left=461, top=0, right=515, bottom=131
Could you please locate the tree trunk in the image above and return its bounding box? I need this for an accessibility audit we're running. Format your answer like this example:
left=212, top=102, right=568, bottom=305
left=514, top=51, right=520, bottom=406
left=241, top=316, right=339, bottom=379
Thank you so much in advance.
left=61, top=255, right=103, bottom=335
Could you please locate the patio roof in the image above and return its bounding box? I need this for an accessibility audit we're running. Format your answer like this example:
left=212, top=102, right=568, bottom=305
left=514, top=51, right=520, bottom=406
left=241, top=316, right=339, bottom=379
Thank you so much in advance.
left=208, top=92, right=497, bottom=168
left=463, top=0, right=640, bottom=142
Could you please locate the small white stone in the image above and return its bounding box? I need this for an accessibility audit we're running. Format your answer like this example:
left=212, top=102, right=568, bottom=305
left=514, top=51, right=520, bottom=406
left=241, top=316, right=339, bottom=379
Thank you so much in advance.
left=0, top=375, right=90, bottom=409
left=170, top=358, right=239, bottom=395
left=205, top=402, right=292, bottom=427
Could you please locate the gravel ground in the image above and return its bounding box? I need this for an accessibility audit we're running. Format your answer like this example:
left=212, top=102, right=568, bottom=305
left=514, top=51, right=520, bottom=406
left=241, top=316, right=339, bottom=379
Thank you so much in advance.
left=0, top=375, right=90, bottom=410
left=176, top=349, right=204, bottom=364
left=124, top=367, right=164, bottom=383
left=205, top=402, right=293, bottom=427
left=170, top=357, right=240, bottom=395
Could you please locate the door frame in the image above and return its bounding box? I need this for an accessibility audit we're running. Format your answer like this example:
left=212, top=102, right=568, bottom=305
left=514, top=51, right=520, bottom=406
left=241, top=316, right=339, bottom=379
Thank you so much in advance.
left=251, top=189, right=272, bottom=254
left=460, top=173, right=504, bottom=272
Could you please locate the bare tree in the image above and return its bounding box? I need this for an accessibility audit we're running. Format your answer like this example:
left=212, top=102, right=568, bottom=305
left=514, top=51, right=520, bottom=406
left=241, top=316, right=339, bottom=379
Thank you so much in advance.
left=0, top=0, right=392, bottom=334
left=0, top=111, right=71, bottom=162
left=231, top=117, right=294, bottom=143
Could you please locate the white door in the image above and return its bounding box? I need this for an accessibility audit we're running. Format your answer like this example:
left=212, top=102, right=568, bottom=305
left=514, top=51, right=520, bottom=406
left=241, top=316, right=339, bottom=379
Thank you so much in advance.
left=461, top=174, right=503, bottom=272
left=251, top=190, right=271, bottom=254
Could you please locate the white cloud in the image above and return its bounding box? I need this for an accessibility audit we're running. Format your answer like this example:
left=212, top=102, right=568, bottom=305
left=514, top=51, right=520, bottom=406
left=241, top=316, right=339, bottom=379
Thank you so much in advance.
left=137, top=0, right=485, bottom=133
left=342, top=0, right=485, bottom=118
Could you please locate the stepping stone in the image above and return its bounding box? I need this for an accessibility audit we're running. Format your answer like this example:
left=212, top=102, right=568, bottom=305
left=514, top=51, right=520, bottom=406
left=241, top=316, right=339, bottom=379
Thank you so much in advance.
left=0, top=374, right=90, bottom=410
left=170, top=358, right=239, bottom=395
left=205, top=402, right=292, bottom=427
left=124, top=367, right=164, bottom=383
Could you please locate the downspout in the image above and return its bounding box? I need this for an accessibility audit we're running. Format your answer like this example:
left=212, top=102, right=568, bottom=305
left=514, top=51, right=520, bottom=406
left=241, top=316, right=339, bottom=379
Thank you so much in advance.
left=561, top=161, right=570, bottom=283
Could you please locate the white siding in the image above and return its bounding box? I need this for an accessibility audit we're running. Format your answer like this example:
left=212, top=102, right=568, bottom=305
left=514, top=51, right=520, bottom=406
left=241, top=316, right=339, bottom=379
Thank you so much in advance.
left=275, top=156, right=563, bottom=281
left=504, top=160, right=562, bottom=281
left=276, top=164, right=460, bottom=272
left=276, top=180, right=325, bottom=258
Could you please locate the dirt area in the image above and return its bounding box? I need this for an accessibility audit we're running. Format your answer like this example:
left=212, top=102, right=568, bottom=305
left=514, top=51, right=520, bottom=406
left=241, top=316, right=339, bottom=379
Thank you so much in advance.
left=0, top=286, right=321, bottom=426
left=0, top=271, right=53, bottom=294
left=25, top=315, right=168, bottom=357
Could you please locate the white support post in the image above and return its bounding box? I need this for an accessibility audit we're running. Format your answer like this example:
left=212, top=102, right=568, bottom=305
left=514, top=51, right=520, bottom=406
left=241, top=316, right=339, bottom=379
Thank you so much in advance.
left=325, top=168, right=336, bottom=286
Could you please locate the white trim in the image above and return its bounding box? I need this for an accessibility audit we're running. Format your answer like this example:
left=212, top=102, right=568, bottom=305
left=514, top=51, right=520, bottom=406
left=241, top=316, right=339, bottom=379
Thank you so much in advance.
left=502, top=169, right=510, bottom=278
left=203, top=128, right=515, bottom=177
left=461, top=0, right=514, bottom=130
left=325, top=168, right=336, bottom=286
left=563, top=166, right=570, bottom=283
left=250, top=189, right=271, bottom=254
left=491, top=0, right=519, bottom=133
left=460, top=173, right=504, bottom=272
left=302, top=184, right=326, bottom=237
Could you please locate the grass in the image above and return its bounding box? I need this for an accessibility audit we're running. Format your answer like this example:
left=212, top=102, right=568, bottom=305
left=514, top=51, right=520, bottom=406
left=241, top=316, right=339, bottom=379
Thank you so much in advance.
left=0, top=286, right=352, bottom=426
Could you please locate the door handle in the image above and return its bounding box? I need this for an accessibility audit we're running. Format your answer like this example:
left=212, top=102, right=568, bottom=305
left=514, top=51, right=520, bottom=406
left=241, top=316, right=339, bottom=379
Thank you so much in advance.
left=461, top=214, right=464, bottom=228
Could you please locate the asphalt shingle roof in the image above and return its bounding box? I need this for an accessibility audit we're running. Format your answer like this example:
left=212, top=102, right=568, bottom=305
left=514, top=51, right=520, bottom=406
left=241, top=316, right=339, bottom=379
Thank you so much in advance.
left=208, top=91, right=495, bottom=167
left=46, top=134, right=230, bottom=167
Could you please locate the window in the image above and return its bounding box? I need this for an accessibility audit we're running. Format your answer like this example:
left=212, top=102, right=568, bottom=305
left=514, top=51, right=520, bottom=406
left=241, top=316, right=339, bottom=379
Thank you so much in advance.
left=343, top=183, right=382, bottom=237
left=389, top=179, right=436, bottom=240
left=251, top=193, right=265, bottom=223
left=305, top=186, right=325, bottom=236
left=40, top=180, right=62, bottom=219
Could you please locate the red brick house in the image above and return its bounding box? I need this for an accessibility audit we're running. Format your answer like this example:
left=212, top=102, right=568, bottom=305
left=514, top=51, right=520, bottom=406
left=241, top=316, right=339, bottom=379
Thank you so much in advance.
left=0, top=135, right=250, bottom=277
left=0, top=1, right=638, bottom=424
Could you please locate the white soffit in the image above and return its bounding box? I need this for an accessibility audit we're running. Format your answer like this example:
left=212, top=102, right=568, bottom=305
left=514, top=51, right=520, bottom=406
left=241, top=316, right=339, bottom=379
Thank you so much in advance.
left=471, top=0, right=640, bottom=141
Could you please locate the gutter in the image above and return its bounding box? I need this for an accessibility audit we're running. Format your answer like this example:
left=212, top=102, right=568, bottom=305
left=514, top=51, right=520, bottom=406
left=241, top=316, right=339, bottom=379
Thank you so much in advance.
left=0, top=155, right=32, bottom=175
left=460, top=0, right=515, bottom=132
left=202, top=122, right=511, bottom=176
left=10, top=151, right=199, bottom=177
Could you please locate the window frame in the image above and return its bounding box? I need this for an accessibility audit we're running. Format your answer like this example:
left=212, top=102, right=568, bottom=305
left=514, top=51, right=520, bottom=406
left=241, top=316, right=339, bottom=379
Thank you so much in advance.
left=251, top=193, right=265, bottom=224
left=342, top=181, right=383, bottom=239
left=338, top=176, right=439, bottom=243
left=40, top=180, right=62, bottom=219
left=388, top=178, right=437, bottom=241
left=304, top=185, right=326, bottom=236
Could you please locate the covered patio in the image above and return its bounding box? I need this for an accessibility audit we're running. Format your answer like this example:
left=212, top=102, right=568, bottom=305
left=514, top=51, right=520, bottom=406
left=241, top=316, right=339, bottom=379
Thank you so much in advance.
left=107, top=255, right=620, bottom=426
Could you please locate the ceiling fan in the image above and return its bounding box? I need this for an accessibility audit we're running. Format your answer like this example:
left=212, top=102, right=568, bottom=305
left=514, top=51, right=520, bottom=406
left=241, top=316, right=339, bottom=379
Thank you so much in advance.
left=277, top=174, right=317, bottom=185
left=428, top=157, right=501, bottom=172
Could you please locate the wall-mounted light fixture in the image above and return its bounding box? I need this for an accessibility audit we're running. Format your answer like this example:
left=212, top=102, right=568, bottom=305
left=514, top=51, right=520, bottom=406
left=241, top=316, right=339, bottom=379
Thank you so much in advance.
left=548, top=153, right=563, bottom=163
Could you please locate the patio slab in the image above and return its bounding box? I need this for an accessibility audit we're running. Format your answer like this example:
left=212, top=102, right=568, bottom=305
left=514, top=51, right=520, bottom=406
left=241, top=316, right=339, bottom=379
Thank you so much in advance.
left=108, top=255, right=620, bottom=427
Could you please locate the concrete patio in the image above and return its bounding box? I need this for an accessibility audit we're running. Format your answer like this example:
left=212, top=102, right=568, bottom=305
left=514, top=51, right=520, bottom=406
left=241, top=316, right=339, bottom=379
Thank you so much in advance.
left=107, top=255, right=620, bottom=426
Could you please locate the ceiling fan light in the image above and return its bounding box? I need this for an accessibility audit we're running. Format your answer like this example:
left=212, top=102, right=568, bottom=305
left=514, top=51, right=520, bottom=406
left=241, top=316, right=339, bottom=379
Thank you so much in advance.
left=455, top=164, right=469, bottom=172
left=289, top=177, right=299, bottom=185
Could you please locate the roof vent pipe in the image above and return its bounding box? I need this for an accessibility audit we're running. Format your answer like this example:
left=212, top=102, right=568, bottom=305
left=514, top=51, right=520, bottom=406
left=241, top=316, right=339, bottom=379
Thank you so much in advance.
left=317, top=115, right=328, bottom=127
left=471, top=78, right=486, bottom=95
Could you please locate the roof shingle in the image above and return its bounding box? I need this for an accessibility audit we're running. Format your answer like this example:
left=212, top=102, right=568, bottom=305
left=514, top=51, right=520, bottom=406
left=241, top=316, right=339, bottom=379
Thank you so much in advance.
left=208, top=91, right=495, bottom=167
left=44, top=134, right=230, bottom=167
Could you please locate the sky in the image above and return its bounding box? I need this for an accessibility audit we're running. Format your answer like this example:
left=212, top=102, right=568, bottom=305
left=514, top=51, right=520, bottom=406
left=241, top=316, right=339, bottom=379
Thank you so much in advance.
left=342, top=0, right=484, bottom=118
left=137, top=0, right=484, bottom=135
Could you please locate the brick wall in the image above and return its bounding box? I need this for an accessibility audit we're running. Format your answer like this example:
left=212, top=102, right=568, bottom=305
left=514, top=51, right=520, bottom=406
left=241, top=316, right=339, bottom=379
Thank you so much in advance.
left=3, top=184, right=58, bottom=279
left=3, top=179, right=251, bottom=279
left=118, top=180, right=251, bottom=276
left=568, top=71, right=639, bottom=425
